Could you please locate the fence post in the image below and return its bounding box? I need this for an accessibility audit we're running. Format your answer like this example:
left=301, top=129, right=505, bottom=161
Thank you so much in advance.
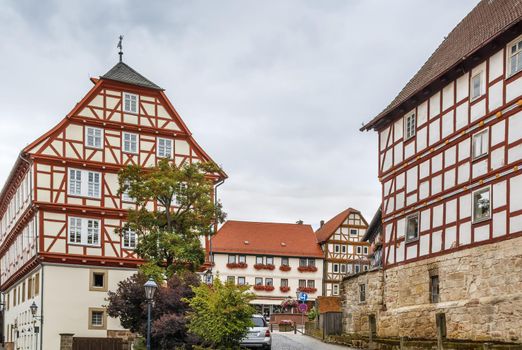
left=400, top=336, right=405, bottom=350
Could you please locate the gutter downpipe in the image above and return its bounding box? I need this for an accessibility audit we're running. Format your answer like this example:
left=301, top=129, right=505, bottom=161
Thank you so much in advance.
left=209, top=178, right=225, bottom=274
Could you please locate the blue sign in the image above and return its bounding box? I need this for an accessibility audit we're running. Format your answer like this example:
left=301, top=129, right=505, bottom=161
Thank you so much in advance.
left=299, top=292, right=308, bottom=302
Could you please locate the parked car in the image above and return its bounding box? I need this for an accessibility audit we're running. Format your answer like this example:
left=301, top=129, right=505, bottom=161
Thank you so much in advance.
left=240, top=314, right=272, bottom=349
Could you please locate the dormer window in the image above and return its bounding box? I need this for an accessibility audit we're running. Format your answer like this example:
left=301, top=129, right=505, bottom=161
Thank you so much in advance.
left=471, top=72, right=483, bottom=100
left=508, top=37, right=522, bottom=76
left=404, top=113, right=416, bottom=140
left=123, top=93, right=138, bottom=114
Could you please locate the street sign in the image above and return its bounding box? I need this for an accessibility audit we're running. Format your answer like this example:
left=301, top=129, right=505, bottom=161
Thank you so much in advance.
left=298, top=303, right=308, bottom=313
left=298, top=292, right=308, bottom=302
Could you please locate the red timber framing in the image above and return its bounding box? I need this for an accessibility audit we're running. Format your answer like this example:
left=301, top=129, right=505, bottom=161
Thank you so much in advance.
left=372, top=31, right=522, bottom=269
left=0, top=66, right=226, bottom=290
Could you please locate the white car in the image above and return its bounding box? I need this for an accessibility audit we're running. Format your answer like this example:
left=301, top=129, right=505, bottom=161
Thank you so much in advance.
left=240, top=314, right=272, bottom=349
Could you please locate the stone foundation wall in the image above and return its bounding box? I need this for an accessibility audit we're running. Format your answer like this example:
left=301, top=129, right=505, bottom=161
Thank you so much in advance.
left=341, top=235, right=522, bottom=343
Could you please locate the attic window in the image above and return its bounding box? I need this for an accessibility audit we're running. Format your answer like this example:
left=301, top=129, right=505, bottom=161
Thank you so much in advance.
left=244, top=240, right=249, bottom=245
left=281, top=242, right=287, bottom=247
left=123, top=93, right=138, bottom=114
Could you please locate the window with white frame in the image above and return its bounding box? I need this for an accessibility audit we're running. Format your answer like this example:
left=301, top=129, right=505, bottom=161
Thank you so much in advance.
left=472, top=129, right=488, bottom=160
left=471, top=72, right=483, bottom=100
left=508, top=37, right=522, bottom=76
left=333, top=263, right=339, bottom=273
left=228, top=255, right=236, bottom=264
left=123, top=93, right=138, bottom=114
left=265, top=278, right=273, bottom=286
left=69, top=169, right=82, bottom=196
left=68, top=217, right=100, bottom=246
left=121, top=180, right=134, bottom=202
left=68, top=169, right=101, bottom=198
left=122, top=228, right=137, bottom=249
left=404, top=113, right=416, bottom=140
left=334, top=244, right=340, bottom=253
left=157, top=138, right=173, bottom=158
left=266, top=256, right=274, bottom=265
left=333, top=284, right=339, bottom=295
left=363, top=265, right=369, bottom=271
left=256, top=256, right=264, bottom=264
left=85, top=127, right=103, bottom=149
left=363, top=246, right=369, bottom=255
left=340, top=264, right=347, bottom=274
left=255, top=277, right=263, bottom=286
left=405, top=213, right=419, bottom=241
left=472, top=187, right=491, bottom=223
left=350, top=229, right=357, bottom=236
left=356, top=246, right=362, bottom=255
left=123, top=132, right=139, bottom=154
left=341, top=245, right=347, bottom=254
left=355, top=264, right=361, bottom=273
left=238, top=255, right=246, bottom=263
left=88, top=172, right=100, bottom=198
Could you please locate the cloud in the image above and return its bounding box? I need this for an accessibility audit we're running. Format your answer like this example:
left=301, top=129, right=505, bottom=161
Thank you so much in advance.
left=0, top=0, right=477, bottom=228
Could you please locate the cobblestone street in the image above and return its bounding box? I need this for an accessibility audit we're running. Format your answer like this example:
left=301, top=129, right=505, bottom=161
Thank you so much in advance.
left=271, top=331, right=355, bottom=350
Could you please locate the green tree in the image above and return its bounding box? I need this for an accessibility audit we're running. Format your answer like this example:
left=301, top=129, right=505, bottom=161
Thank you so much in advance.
left=184, top=277, right=255, bottom=349
left=118, top=159, right=226, bottom=276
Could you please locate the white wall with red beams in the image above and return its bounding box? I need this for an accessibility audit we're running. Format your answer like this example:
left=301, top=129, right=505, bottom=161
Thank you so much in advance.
left=375, top=34, right=522, bottom=268
left=0, top=76, right=224, bottom=291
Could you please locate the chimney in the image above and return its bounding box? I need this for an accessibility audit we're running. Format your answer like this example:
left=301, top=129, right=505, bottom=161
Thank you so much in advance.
left=320, top=220, right=325, bottom=227
left=296, top=220, right=303, bottom=225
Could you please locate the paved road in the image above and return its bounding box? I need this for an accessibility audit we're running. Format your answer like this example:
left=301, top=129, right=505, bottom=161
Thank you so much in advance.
left=271, top=331, right=355, bottom=350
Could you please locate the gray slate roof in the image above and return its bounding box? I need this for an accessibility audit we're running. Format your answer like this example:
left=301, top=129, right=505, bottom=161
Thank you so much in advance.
left=362, top=207, right=381, bottom=243
left=101, top=62, right=163, bottom=90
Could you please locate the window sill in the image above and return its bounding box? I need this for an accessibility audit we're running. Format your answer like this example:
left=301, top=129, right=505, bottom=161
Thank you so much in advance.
left=85, top=145, right=104, bottom=151
left=469, top=94, right=485, bottom=104
left=471, top=153, right=488, bottom=163
left=68, top=194, right=102, bottom=200
left=68, top=242, right=102, bottom=248
left=471, top=216, right=491, bottom=225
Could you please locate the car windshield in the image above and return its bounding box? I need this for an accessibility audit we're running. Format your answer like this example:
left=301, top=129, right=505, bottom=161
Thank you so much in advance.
left=251, top=317, right=266, bottom=327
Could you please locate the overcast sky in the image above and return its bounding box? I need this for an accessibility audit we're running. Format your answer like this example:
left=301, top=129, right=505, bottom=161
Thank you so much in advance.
left=0, top=0, right=478, bottom=229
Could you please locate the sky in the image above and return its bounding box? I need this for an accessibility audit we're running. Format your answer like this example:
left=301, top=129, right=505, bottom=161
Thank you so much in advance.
left=0, top=0, right=478, bottom=229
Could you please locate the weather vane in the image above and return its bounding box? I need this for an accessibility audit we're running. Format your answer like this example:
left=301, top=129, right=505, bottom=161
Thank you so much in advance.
left=117, top=35, right=124, bottom=62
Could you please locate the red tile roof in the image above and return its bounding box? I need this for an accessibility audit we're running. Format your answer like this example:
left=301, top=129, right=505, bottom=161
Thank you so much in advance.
left=212, top=220, right=324, bottom=258
left=315, top=208, right=363, bottom=243
left=362, top=0, right=522, bottom=131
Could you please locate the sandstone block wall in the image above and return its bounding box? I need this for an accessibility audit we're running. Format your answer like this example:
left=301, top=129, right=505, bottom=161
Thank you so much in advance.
left=341, top=235, right=522, bottom=343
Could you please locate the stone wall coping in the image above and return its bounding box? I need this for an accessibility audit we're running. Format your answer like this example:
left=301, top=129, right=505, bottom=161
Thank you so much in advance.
left=342, top=267, right=382, bottom=282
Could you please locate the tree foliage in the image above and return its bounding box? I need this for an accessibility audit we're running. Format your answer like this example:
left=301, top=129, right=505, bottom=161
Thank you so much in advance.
left=107, top=272, right=201, bottom=348
left=118, top=159, right=226, bottom=276
left=184, top=277, right=256, bottom=349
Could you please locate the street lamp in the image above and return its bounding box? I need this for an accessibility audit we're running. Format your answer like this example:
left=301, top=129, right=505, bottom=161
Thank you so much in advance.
left=30, top=301, right=42, bottom=350
left=144, top=278, right=158, bottom=350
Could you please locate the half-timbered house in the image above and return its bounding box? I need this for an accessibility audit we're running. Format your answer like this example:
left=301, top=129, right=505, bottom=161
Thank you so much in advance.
left=210, top=220, right=324, bottom=317
left=341, top=0, right=522, bottom=344
left=315, top=208, right=369, bottom=296
left=0, top=60, right=224, bottom=349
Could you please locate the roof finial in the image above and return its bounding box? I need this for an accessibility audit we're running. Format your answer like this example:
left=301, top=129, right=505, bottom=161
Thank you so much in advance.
left=117, top=35, right=124, bottom=62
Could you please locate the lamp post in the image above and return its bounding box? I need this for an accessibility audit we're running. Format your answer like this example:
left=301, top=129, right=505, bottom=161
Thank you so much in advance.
left=30, top=301, right=42, bottom=350
left=144, top=278, right=158, bottom=350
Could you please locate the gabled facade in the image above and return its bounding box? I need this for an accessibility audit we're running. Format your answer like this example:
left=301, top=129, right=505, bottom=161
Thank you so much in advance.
left=0, top=60, right=224, bottom=349
left=210, top=221, right=324, bottom=317
left=341, top=1, right=522, bottom=345
left=315, top=208, right=369, bottom=296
